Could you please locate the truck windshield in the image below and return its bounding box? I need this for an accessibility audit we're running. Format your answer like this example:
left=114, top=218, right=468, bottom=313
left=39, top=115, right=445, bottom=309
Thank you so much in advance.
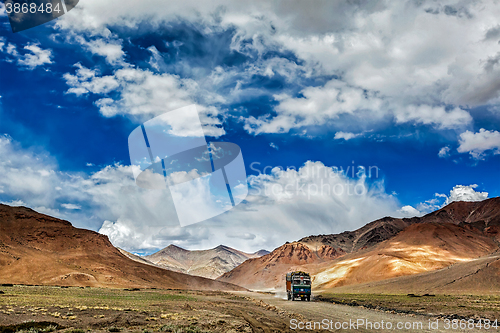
left=293, top=279, right=311, bottom=285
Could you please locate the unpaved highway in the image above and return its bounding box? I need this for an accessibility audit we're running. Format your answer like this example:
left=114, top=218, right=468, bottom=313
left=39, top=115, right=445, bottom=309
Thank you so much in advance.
left=235, top=291, right=489, bottom=332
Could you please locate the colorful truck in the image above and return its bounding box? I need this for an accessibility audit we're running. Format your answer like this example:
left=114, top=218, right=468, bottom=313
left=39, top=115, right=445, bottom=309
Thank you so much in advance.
left=286, top=271, right=311, bottom=301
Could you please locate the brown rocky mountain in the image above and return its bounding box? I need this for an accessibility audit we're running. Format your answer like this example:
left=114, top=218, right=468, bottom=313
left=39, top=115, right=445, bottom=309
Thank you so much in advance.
left=0, top=204, right=244, bottom=291
left=313, top=222, right=498, bottom=289
left=218, top=198, right=500, bottom=291
left=117, top=248, right=158, bottom=266
left=217, top=242, right=346, bottom=290
left=143, top=244, right=269, bottom=279
left=327, top=252, right=500, bottom=295
left=298, top=216, right=416, bottom=254
left=300, top=197, right=500, bottom=251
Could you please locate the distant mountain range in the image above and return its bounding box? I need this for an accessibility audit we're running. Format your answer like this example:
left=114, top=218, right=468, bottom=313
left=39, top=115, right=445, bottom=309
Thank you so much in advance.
left=120, top=244, right=269, bottom=279
left=0, top=204, right=243, bottom=291
left=2, top=197, right=500, bottom=295
left=218, top=197, right=500, bottom=293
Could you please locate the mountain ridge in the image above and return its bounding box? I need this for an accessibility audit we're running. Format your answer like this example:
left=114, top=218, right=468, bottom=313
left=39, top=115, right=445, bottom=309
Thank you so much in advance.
left=218, top=197, right=500, bottom=291
left=144, top=243, right=269, bottom=279
left=0, top=204, right=244, bottom=291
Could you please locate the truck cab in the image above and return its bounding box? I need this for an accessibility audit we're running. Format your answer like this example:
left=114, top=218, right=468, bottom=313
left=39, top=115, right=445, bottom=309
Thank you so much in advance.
left=286, top=271, right=311, bottom=301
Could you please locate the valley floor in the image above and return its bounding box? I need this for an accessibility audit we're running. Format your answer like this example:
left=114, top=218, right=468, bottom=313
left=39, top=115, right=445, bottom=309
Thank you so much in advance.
left=0, top=286, right=293, bottom=333
left=233, top=291, right=498, bottom=333
left=1, top=286, right=498, bottom=332
left=315, top=293, right=500, bottom=321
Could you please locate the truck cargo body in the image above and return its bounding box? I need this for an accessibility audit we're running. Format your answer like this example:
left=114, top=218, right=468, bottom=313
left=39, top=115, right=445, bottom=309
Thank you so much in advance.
left=286, top=271, right=311, bottom=301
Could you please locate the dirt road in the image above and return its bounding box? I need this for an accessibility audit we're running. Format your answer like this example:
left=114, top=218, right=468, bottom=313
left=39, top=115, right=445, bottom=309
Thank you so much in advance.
left=236, top=291, right=491, bottom=332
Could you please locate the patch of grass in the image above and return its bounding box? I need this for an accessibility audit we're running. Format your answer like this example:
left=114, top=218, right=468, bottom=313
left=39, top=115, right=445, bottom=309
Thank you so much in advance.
left=316, top=293, right=500, bottom=320
left=184, top=326, right=206, bottom=333
left=159, top=325, right=183, bottom=333
left=66, top=329, right=85, bottom=333
left=0, top=286, right=195, bottom=311
left=0, top=322, right=62, bottom=333
left=40, top=325, right=57, bottom=333
left=16, top=328, right=37, bottom=333
left=159, top=324, right=210, bottom=333
left=0, top=287, right=229, bottom=333
left=48, top=312, right=60, bottom=318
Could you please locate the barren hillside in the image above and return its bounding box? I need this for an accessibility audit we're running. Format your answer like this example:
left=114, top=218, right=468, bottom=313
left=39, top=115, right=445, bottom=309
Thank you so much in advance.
left=0, top=204, right=244, bottom=291
left=145, top=244, right=269, bottom=279
left=326, top=252, right=500, bottom=295
left=218, top=242, right=345, bottom=290
left=219, top=198, right=500, bottom=291
left=313, top=222, right=498, bottom=289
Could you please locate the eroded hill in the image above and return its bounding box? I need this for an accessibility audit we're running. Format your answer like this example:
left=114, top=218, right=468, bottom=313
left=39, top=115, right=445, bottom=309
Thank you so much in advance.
left=219, top=198, right=500, bottom=291
left=0, top=204, right=244, bottom=291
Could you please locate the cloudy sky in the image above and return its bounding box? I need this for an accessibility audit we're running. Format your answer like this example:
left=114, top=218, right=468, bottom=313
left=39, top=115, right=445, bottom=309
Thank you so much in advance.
left=0, top=0, right=499, bottom=254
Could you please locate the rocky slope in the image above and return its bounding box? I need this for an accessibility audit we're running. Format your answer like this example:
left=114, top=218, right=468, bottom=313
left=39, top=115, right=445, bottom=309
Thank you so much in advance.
left=145, top=244, right=269, bottom=279
left=313, top=222, right=498, bottom=289
left=327, top=252, right=500, bottom=295
left=219, top=198, right=500, bottom=291
left=298, top=216, right=415, bottom=254
left=0, top=204, right=244, bottom=291
left=217, top=242, right=345, bottom=290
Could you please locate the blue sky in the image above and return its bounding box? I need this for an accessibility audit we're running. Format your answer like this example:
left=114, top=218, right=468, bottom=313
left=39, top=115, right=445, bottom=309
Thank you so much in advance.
left=1, top=0, right=500, bottom=253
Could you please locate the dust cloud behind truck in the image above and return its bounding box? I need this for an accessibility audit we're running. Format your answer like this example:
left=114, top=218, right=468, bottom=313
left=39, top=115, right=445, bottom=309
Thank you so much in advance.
left=286, top=271, right=311, bottom=301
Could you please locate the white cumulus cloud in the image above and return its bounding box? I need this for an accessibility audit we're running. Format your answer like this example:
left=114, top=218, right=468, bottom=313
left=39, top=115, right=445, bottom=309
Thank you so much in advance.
left=18, top=44, right=53, bottom=69
left=444, top=184, right=488, bottom=205
left=52, top=0, right=500, bottom=137
left=78, top=37, right=125, bottom=65
left=334, top=132, right=363, bottom=141
left=398, top=205, right=422, bottom=217
left=438, top=146, right=451, bottom=158
left=64, top=64, right=225, bottom=137
left=1, top=42, right=53, bottom=70
left=245, top=80, right=383, bottom=134
left=457, top=128, right=500, bottom=160
left=394, top=105, right=472, bottom=129
left=61, top=203, right=82, bottom=210
left=0, top=134, right=412, bottom=253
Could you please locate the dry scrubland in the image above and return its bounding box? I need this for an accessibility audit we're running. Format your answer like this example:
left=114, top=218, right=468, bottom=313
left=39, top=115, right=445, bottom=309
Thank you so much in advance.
left=3, top=201, right=500, bottom=332
left=0, top=285, right=303, bottom=333
left=316, top=293, right=500, bottom=322
left=2, top=286, right=500, bottom=333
